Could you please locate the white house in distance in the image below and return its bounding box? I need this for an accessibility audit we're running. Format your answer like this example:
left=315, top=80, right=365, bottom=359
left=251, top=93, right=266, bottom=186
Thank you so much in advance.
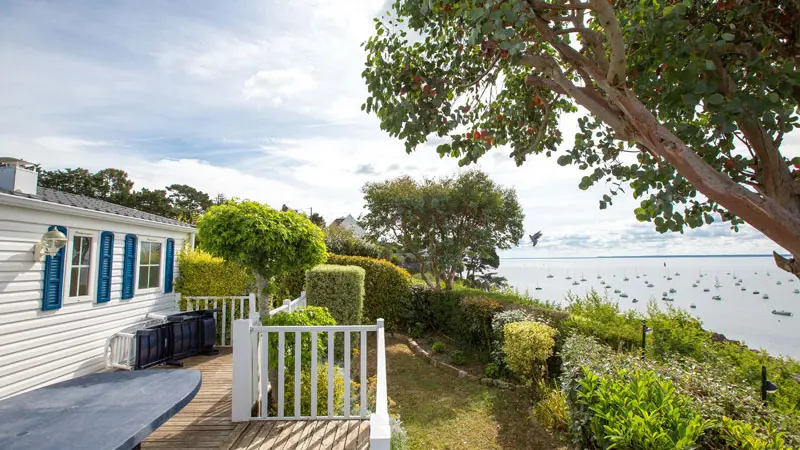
left=0, top=158, right=196, bottom=399
left=330, top=214, right=366, bottom=237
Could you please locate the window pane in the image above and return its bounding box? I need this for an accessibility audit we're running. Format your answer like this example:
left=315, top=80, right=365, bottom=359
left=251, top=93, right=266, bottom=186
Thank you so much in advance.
left=139, top=243, right=150, bottom=266
left=71, top=237, right=81, bottom=265
left=69, top=267, right=79, bottom=297
left=150, top=244, right=161, bottom=264
left=80, top=237, right=92, bottom=265
left=138, top=266, right=148, bottom=289
left=149, top=266, right=160, bottom=288
left=78, top=267, right=89, bottom=296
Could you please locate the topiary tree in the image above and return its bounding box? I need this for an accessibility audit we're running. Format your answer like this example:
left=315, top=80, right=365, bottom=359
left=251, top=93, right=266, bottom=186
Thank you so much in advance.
left=197, top=200, right=327, bottom=311
left=363, top=0, right=800, bottom=278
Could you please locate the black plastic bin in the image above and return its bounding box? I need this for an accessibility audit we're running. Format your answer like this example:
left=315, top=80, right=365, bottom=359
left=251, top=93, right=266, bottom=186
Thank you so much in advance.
left=133, top=309, right=218, bottom=370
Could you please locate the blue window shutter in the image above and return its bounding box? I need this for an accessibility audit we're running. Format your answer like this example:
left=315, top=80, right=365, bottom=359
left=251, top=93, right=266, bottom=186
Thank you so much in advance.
left=122, top=234, right=137, bottom=300
left=96, top=232, right=114, bottom=303
left=41, top=225, right=67, bottom=311
left=164, top=238, right=175, bottom=293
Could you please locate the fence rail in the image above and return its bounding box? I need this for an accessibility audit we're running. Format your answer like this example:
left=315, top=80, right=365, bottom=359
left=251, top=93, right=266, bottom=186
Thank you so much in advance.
left=177, top=292, right=306, bottom=346
left=231, top=317, right=390, bottom=448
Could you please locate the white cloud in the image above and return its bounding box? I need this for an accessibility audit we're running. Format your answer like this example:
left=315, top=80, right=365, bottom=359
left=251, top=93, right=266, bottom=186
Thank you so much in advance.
left=243, top=68, right=317, bottom=105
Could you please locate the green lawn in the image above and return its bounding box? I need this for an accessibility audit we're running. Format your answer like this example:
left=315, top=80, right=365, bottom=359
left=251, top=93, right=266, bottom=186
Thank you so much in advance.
left=386, top=338, right=566, bottom=450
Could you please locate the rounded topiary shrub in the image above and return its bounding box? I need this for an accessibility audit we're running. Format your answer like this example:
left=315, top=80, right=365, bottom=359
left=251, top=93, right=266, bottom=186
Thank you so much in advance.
left=326, top=254, right=412, bottom=328
left=305, top=264, right=365, bottom=325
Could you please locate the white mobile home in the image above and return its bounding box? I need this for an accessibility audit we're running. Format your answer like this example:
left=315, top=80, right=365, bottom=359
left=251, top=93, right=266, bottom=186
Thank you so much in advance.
left=0, top=159, right=196, bottom=399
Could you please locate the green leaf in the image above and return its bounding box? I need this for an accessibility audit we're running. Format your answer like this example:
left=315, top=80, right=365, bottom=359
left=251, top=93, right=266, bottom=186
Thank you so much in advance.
left=703, top=60, right=715, bottom=71
left=707, top=93, right=724, bottom=105
left=557, top=155, right=573, bottom=166
left=721, top=33, right=735, bottom=42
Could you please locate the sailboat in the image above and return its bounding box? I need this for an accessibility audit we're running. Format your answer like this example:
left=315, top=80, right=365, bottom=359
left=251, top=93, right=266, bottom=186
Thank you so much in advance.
left=793, top=288, right=800, bottom=294
left=635, top=267, right=640, bottom=279
left=777, top=281, right=782, bottom=285
left=623, top=270, right=629, bottom=282
left=690, top=303, right=697, bottom=308
left=565, top=271, right=572, bottom=280
left=546, top=267, right=553, bottom=279
left=535, top=280, right=543, bottom=291
left=714, top=276, right=721, bottom=288
left=580, top=272, right=586, bottom=282
left=666, top=266, right=672, bottom=281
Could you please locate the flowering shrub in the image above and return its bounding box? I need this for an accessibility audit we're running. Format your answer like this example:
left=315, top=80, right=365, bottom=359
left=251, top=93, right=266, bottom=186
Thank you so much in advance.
left=503, top=321, right=557, bottom=381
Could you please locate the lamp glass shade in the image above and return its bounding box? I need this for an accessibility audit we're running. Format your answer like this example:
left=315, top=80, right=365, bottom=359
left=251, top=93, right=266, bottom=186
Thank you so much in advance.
left=41, top=229, right=68, bottom=257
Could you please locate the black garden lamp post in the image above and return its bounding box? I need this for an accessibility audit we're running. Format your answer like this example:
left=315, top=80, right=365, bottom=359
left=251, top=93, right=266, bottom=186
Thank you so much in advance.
left=761, top=365, right=778, bottom=406
left=641, top=320, right=651, bottom=360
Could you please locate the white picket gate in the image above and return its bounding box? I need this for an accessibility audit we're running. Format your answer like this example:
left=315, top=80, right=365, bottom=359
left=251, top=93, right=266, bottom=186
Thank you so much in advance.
left=231, top=316, right=390, bottom=449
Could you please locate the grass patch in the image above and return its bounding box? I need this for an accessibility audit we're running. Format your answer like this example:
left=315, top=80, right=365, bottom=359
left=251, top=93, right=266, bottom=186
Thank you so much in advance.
left=386, top=338, right=565, bottom=449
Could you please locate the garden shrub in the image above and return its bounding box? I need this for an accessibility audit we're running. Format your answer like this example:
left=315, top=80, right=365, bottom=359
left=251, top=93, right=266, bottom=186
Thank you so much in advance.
left=431, top=341, right=445, bottom=353
left=484, top=362, right=500, bottom=379
left=559, top=335, right=800, bottom=448
left=576, top=369, right=709, bottom=450
left=324, top=226, right=382, bottom=258
left=273, top=269, right=306, bottom=302
left=326, top=254, right=412, bottom=328
left=503, top=321, right=557, bottom=381
left=646, top=302, right=712, bottom=359
left=490, top=309, right=532, bottom=367
left=390, top=416, right=409, bottom=450
left=175, top=249, right=254, bottom=296
left=449, top=350, right=466, bottom=365
left=306, top=264, right=365, bottom=325
left=281, top=362, right=346, bottom=416
left=720, top=417, right=792, bottom=450
left=262, top=306, right=337, bottom=370
left=409, top=322, right=423, bottom=338
left=561, top=291, right=641, bottom=350
left=458, top=297, right=503, bottom=349
left=531, top=387, right=568, bottom=434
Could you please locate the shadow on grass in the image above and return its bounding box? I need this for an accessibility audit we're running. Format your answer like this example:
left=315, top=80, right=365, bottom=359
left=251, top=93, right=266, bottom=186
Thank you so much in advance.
left=385, top=338, right=566, bottom=450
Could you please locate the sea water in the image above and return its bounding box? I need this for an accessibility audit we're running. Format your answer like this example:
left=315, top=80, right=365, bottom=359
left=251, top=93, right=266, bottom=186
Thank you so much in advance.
left=497, top=255, right=800, bottom=359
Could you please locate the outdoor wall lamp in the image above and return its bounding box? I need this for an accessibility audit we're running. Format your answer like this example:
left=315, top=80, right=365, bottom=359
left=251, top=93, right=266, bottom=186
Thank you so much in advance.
left=762, top=365, right=778, bottom=406
left=34, top=228, right=68, bottom=260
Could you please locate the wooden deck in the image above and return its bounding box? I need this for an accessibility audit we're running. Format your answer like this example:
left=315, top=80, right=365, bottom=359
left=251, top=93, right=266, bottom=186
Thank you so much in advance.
left=142, top=349, right=369, bottom=450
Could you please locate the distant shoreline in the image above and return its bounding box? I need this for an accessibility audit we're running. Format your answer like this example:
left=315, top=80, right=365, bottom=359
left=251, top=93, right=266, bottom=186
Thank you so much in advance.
left=500, top=254, right=786, bottom=260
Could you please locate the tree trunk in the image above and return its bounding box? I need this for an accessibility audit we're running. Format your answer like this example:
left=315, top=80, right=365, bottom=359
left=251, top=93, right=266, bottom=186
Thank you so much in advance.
left=253, top=271, right=271, bottom=317
left=616, top=93, right=800, bottom=278
left=418, top=262, right=435, bottom=288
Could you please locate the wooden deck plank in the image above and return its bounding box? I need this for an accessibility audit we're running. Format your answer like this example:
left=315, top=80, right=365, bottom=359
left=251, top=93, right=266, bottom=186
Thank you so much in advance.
left=142, top=349, right=367, bottom=449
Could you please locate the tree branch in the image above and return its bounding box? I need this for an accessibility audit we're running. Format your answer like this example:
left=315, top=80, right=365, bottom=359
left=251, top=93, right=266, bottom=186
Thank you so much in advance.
left=455, top=54, right=501, bottom=90
left=589, top=0, right=626, bottom=87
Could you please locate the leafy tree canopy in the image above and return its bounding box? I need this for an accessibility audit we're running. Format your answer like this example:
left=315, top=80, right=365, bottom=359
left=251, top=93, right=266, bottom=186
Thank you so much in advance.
left=361, top=170, right=524, bottom=289
left=197, top=200, right=327, bottom=305
left=363, top=0, right=800, bottom=276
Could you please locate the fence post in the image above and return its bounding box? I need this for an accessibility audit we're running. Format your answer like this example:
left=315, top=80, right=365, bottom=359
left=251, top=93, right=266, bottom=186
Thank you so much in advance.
left=174, top=292, right=182, bottom=312
left=249, top=293, right=257, bottom=318
left=232, top=319, right=252, bottom=422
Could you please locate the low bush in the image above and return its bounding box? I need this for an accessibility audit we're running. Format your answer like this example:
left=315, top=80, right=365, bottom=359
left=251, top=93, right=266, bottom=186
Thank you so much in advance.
left=459, top=297, right=503, bottom=349
left=490, top=309, right=532, bottom=368
left=449, top=350, right=467, bottom=366
left=559, top=335, right=800, bottom=448
left=531, top=387, right=568, bottom=434
left=484, top=362, right=500, bottom=379
left=326, top=254, right=412, bottom=328
left=503, top=321, right=557, bottom=381
left=306, top=264, right=365, bottom=325
left=409, top=322, right=424, bottom=338
left=324, top=226, right=382, bottom=258
left=175, top=249, right=254, bottom=295
left=262, top=306, right=337, bottom=370
left=281, top=362, right=346, bottom=417
left=431, top=341, right=445, bottom=353
left=561, top=291, right=641, bottom=350
left=646, top=302, right=712, bottom=359
left=390, top=416, right=409, bottom=450
left=576, top=369, right=709, bottom=449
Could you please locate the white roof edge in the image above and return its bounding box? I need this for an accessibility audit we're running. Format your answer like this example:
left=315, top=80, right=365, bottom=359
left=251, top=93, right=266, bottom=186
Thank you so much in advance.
left=0, top=191, right=196, bottom=233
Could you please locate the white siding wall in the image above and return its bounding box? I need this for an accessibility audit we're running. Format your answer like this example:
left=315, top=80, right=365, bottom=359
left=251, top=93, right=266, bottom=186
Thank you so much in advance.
left=0, top=203, right=193, bottom=399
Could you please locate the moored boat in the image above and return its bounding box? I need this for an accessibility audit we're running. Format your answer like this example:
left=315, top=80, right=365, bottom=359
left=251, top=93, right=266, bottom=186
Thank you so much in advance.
left=772, top=310, right=793, bottom=317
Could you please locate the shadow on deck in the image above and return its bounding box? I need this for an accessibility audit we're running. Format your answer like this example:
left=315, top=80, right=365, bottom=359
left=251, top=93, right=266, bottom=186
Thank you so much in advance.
left=142, top=349, right=369, bottom=450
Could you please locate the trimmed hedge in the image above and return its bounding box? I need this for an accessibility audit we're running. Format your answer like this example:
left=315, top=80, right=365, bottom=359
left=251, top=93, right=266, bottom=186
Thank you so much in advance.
left=306, top=264, right=365, bottom=325
left=326, top=254, right=412, bottom=327
left=174, top=249, right=254, bottom=296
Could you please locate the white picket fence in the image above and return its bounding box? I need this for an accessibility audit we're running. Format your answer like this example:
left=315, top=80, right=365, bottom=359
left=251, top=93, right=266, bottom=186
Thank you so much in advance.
left=176, top=292, right=306, bottom=346
left=231, top=317, right=390, bottom=449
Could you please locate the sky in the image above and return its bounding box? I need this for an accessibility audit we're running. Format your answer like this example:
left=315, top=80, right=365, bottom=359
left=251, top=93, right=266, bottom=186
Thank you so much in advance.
left=0, top=0, right=789, bottom=257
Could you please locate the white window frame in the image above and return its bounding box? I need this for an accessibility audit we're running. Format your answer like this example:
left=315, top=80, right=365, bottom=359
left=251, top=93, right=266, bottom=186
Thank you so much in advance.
left=62, top=229, right=99, bottom=304
left=135, top=236, right=165, bottom=294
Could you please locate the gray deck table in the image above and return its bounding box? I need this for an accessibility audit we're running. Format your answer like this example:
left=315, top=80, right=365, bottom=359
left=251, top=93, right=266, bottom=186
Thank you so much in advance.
left=0, top=369, right=201, bottom=450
